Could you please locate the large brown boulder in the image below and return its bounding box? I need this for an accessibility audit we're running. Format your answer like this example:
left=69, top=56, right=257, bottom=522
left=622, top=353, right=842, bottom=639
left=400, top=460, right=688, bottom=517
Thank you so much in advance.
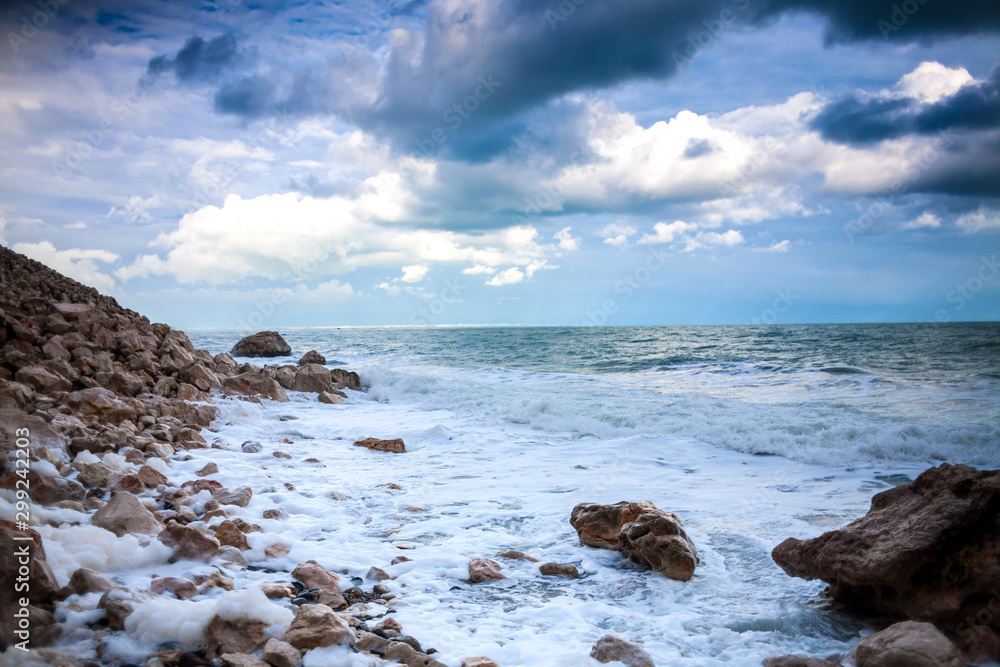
left=771, top=464, right=1000, bottom=658
left=91, top=492, right=163, bottom=537
left=298, top=350, right=326, bottom=366
left=14, top=365, right=72, bottom=394
left=330, top=368, right=361, bottom=391
left=282, top=604, right=353, bottom=650
left=353, top=437, right=405, bottom=454
left=0, top=519, right=59, bottom=625
left=849, top=621, right=964, bottom=667
left=291, top=560, right=347, bottom=609
left=590, top=635, right=655, bottom=667
left=570, top=501, right=657, bottom=550
left=293, top=364, right=332, bottom=393
left=231, top=331, right=292, bottom=358
left=222, top=371, right=289, bottom=402
left=618, top=510, right=699, bottom=582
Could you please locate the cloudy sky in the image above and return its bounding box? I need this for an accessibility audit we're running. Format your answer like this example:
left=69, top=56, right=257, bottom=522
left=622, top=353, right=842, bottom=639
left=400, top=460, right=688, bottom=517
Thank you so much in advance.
left=1, top=0, right=998, bottom=327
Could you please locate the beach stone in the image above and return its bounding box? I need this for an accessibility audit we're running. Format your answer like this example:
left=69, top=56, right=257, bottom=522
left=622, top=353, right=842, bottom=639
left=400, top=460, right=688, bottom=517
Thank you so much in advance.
left=15, top=365, right=72, bottom=394
left=282, top=604, right=354, bottom=650
left=219, top=654, right=269, bottom=667
left=772, top=463, right=1000, bottom=657
left=356, top=632, right=448, bottom=666
left=222, top=371, right=289, bottom=402
left=462, top=660, right=502, bottom=667
left=353, top=437, right=405, bottom=454
left=151, top=576, right=198, bottom=600
left=590, top=635, right=655, bottom=667
left=263, top=508, right=289, bottom=520
left=66, top=387, right=136, bottom=423
left=293, top=364, right=332, bottom=393
left=497, top=549, right=539, bottom=562
left=137, top=464, right=167, bottom=487
left=214, top=520, right=250, bottom=550
left=241, top=441, right=263, bottom=453
left=196, top=463, right=219, bottom=477
left=298, top=350, right=326, bottom=366
left=763, top=657, right=841, bottom=666
left=206, top=615, right=270, bottom=658
left=77, top=461, right=115, bottom=489
left=618, top=509, right=699, bottom=582
left=570, top=501, right=659, bottom=550
left=469, top=558, right=505, bottom=583
left=92, top=492, right=163, bottom=537
left=849, top=621, right=964, bottom=667
left=230, top=331, right=292, bottom=358
left=260, top=582, right=297, bottom=599
left=216, top=486, right=253, bottom=507
left=330, top=368, right=361, bottom=391
left=292, top=560, right=347, bottom=609
left=318, top=391, right=343, bottom=405
left=262, top=637, right=301, bottom=667
left=539, top=562, right=579, bottom=579
left=158, top=523, right=220, bottom=562
left=67, top=568, right=116, bottom=595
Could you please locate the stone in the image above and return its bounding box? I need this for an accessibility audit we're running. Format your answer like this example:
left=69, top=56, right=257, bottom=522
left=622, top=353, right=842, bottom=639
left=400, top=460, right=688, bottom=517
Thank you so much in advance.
left=260, top=582, right=297, bottom=599
left=219, top=655, right=269, bottom=667
left=137, top=464, right=167, bottom=487
left=618, top=509, right=699, bottom=582
left=298, top=350, right=326, bottom=366
left=353, top=437, right=405, bottom=454
left=772, top=464, right=1000, bottom=657
left=181, top=363, right=221, bottom=392
left=151, top=576, right=199, bottom=600
left=216, top=486, right=253, bottom=507
left=570, top=501, right=658, bottom=550
left=14, top=365, right=72, bottom=394
left=214, top=520, right=250, bottom=550
left=356, top=633, right=448, bottom=666
left=282, top=604, right=354, bottom=650
left=77, top=461, right=115, bottom=489
left=230, top=331, right=292, bottom=358
left=539, top=562, right=579, bottom=579
left=590, top=635, right=655, bottom=667
left=92, top=492, right=163, bottom=537
left=329, top=368, right=362, bottom=391
left=222, top=371, right=290, bottom=402
left=241, top=441, right=263, bottom=453
left=115, top=474, right=145, bottom=494
left=263, top=508, right=289, bottom=520
left=206, top=615, right=270, bottom=659
left=497, top=549, right=539, bottom=562
left=318, top=391, right=343, bottom=405
left=293, top=364, right=333, bottom=393
left=849, top=621, right=964, bottom=667
left=262, top=637, right=301, bottom=667
left=462, top=659, right=502, bottom=667
left=197, top=462, right=219, bottom=476
left=469, top=558, right=505, bottom=583
left=273, top=451, right=292, bottom=459
left=0, top=379, right=34, bottom=408
left=763, top=657, right=841, bottom=667
left=65, top=387, right=136, bottom=424
left=292, top=560, right=347, bottom=609
left=158, top=523, right=221, bottom=562
left=67, top=568, right=116, bottom=595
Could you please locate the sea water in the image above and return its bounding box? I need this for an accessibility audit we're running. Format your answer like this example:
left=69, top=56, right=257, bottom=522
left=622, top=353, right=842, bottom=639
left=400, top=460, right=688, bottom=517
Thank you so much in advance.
left=47, top=324, right=1000, bottom=666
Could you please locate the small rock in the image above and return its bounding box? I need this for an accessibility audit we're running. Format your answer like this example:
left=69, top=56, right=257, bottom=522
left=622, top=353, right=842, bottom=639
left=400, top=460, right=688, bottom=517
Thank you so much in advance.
left=263, top=508, right=289, bottom=520
left=241, top=441, right=263, bottom=454
left=265, top=543, right=291, bottom=559
left=763, top=657, right=841, bottom=667
left=353, top=437, right=405, bottom=454
left=92, top=492, right=163, bottom=537
left=216, top=486, right=253, bottom=507
left=590, top=635, right=655, bottom=667
left=151, top=576, right=199, bottom=600
left=849, top=621, right=963, bottom=667
left=214, top=520, right=250, bottom=550
left=262, top=637, right=302, bottom=667
left=219, top=654, right=269, bottom=667
left=318, top=391, right=343, bottom=405
left=137, top=464, right=167, bottom=487
left=462, top=659, right=502, bottom=667
left=468, top=558, right=504, bottom=583
left=273, top=451, right=292, bottom=459
left=158, top=523, right=220, bottom=562
left=497, top=549, right=539, bottom=562
left=292, top=560, right=347, bottom=609
left=67, top=568, right=116, bottom=595
left=282, top=604, right=354, bottom=650
left=206, top=615, right=270, bottom=658
left=539, top=562, right=579, bottom=579
left=197, top=463, right=219, bottom=476
left=298, top=350, right=326, bottom=366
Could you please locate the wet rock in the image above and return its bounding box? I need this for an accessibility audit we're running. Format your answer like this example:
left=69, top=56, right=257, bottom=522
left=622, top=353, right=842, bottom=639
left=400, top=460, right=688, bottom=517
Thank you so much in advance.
left=197, top=463, right=219, bottom=476
left=497, top=550, right=539, bottom=562
left=298, top=350, right=326, bottom=366
left=263, top=508, right=289, bottom=520
left=181, top=363, right=221, bottom=393
left=151, top=576, right=198, bottom=600
left=848, top=621, right=963, bottom=667
left=222, top=371, right=289, bottom=402
left=330, top=368, right=362, bottom=391
left=282, top=604, right=354, bottom=650
left=15, top=365, right=72, bottom=394
left=219, top=654, right=269, bottom=667
left=366, top=566, right=391, bottom=581
left=590, top=635, right=655, bottom=667
left=357, top=632, right=448, bottom=666
left=137, top=464, right=167, bottom=487
left=115, top=474, right=146, bottom=494
left=265, top=543, right=290, bottom=559
left=618, top=509, right=699, bottom=582
left=216, top=485, right=253, bottom=507
left=0, top=519, right=59, bottom=618
left=763, top=657, right=841, bottom=667
left=318, top=391, right=343, bottom=405
left=772, top=464, right=1000, bottom=657
left=468, top=558, right=505, bottom=583
left=206, top=615, right=270, bottom=659
left=77, top=461, right=115, bottom=489
left=230, top=331, right=292, bottom=358
left=353, top=437, right=405, bottom=454
left=462, top=659, right=502, bottom=667
left=66, top=387, right=136, bottom=424
left=539, top=562, right=579, bottom=579
left=92, top=492, right=163, bottom=537
left=293, top=364, right=333, bottom=393
left=262, top=637, right=301, bottom=667
left=158, top=523, right=221, bottom=562
left=260, top=582, right=297, bottom=599
left=67, top=568, right=117, bottom=596
left=570, top=501, right=658, bottom=550
left=214, top=520, right=250, bottom=550
left=241, top=441, right=263, bottom=453
left=292, top=560, right=347, bottom=609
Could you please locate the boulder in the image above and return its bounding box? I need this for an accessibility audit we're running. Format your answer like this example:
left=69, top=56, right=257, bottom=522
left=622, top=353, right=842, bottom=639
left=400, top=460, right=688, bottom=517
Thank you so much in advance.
left=230, top=331, right=292, bottom=358
left=590, top=635, right=655, bottom=667
left=282, top=604, right=354, bottom=650
left=318, top=391, right=343, bottom=405
left=618, top=509, right=699, bottom=582
left=91, top=492, right=163, bottom=537
left=181, top=363, right=221, bottom=392
left=66, top=387, right=136, bottom=424
left=214, top=520, right=249, bottom=550
left=763, top=657, right=841, bottom=667
left=206, top=615, right=271, bottom=659
left=570, top=501, right=658, bottom=550
left=219, top=655, right=270, bottom=667
left=293, top=364, right=332, bottom=393
left=469, top=558, right=505, bottom=583
left=222, top=371, right=289, bottom=402
left=356, top=632, right=448, bottom=666
left=158, top=523, right=221, bottom=562
left=849, top=621, right=964, bottom=667
left=150, top=576, right=198, bottom=600
left=539, top=562, right=579, bottom=579
left=291, top=560, right=347, bottom=609
left=330, top=368, right=361, bottom=391
left=262, top=637, right=301, bottom=667
left=67, top=568, right=116, bottom=595
left=215, top=486, right=252, bottom=507
left=14, top=365, right=72, bottom=394
left=462, top=659, right=502, bottom=667
left=353, top=437, right=405, bottom=454
left=772, top=464, right=1000, bottom=657
left=298, top=350, right=326, bottom=366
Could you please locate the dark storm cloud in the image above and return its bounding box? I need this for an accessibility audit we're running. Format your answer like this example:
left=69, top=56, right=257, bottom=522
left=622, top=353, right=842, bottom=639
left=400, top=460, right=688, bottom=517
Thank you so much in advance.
left=812, top=66, right=1000, bottom=145
left=909, top=134, right=1000, bottom=197
left=147, top=32, right=254, bottom=83
left=756, top=0, right=1000, bottom=43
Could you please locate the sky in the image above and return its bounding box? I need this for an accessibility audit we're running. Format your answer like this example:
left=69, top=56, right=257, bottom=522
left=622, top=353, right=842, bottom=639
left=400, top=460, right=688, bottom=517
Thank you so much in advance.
left=1, top=0, right=998, bottom=328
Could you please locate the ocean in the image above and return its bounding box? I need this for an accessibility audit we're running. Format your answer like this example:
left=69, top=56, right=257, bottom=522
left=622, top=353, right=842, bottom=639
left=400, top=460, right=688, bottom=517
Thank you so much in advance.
left=89, top=323, right=997, bottom=665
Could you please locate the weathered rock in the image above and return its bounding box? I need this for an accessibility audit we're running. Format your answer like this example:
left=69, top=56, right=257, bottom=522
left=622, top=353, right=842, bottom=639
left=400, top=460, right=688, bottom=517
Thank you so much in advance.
left=469, top=558, right=505, bottom=583
left=539, top=562, right=580, bottom=579
left=158, top=523, right=221, bottom=562
left=222, top=371, right=289, bottom=402
left=214, top=520, right=249, bottom=550
left=356, top=632, right=448, bottom=666
left=137, top=464, right=167, bottom=487
left=570, top=501, right=658, bottom=550
left=206, top=615, right=270, bottom=659
left=231, top=331, right=292, bottom=358
left=590, top=635, right=656, bottom=667
left=181, top=363, right=221, bottom=393
left=462, top=659, right=502, bottom=667
left=67, top=568, right=116, bottom=595
left=497, top=549, right=539, bottom=562
left=291, top=560, right=347, bottom=609
left=272, top=365, right=297, bottom=390
left=262, top=637, right=301, bottom=667
left=219, top=654, right=270, bottom=667
left=241, top=441, right=263, bottom=453
left=282, top=604, right=354, bottom=650
left=66, top=387, right=136, bottom=424
left=216, top=486, right=253, bottom=507
left=353, top=437, right=405, bottom=454
left=618, top=510, right=699, bottom=582
left=763, top=656, right=841, bottom=667
left=772, top=464, right=1000, bottom=657
left=0, top=379, right=34, bottom=408
left=14, top=365, right=72, bottom=394
left=329, top=368, right=361, bottom=391
left=298, top=350, right=326, bottom=366
left=150, top=576, right=199, bottom=600
left=849, top=621, right=964, bottom=667
left=76, top=461, right=115, bottom=489
left=197, top=462, right=219, bottom=476
left=293, top=363, right=332, bottom=393
left=318, top=391, right=343, bottom=405
left=91, top=492, right=163, bottom=537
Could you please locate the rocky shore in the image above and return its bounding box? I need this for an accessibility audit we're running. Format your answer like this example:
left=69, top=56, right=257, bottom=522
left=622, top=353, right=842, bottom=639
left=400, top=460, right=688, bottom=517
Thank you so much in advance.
left=1, top=243, right=997, bottom=667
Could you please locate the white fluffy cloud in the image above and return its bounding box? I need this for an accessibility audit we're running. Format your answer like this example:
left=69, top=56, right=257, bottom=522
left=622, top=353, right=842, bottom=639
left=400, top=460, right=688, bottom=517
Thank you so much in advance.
left=597, top=222, right=637, bottom=247
left=639, top=220, right=695, bottom=245
left=13, top=241, right=119, bottom=291
left=400, top=265, right=429, bottom=283
left=894, top=62, right=974, bottom=104
left=956, top=210, right=1000, bottom=233
left=904, top=212, right=941, bottom=230
left=554, top=227, right=579, bottom=251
